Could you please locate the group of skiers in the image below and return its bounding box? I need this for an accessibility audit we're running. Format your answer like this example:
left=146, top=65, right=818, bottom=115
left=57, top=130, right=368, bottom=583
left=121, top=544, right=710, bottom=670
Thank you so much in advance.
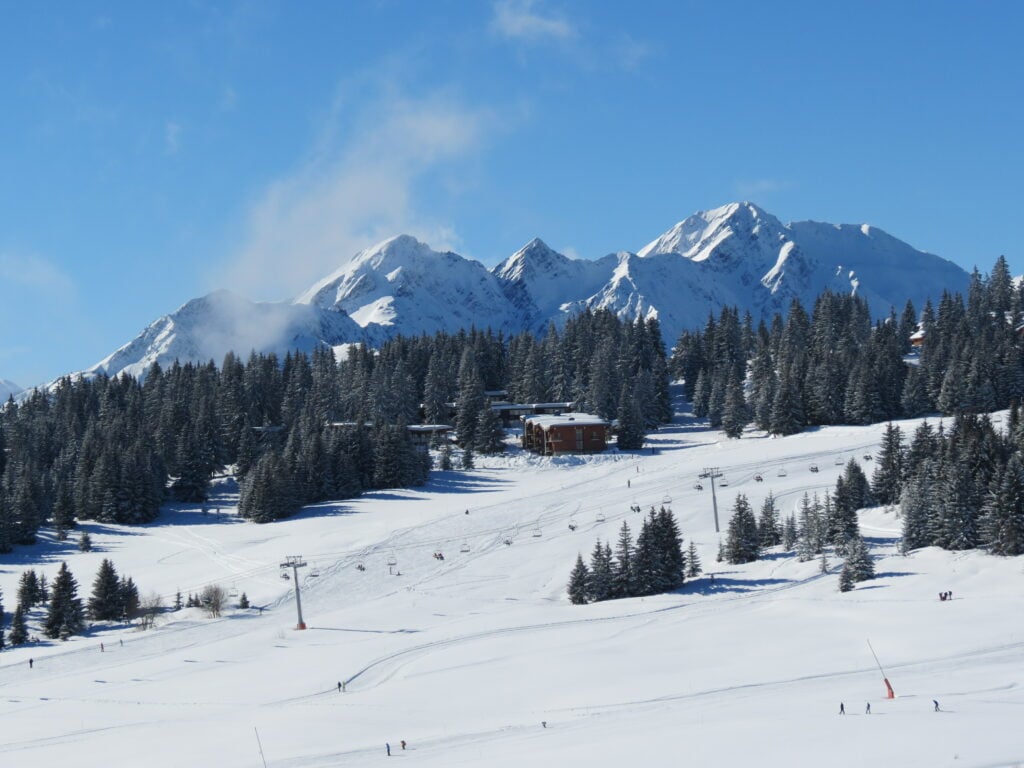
left=938, top=591, right=954, bottom=601
left=839, top=700, right=940, bottom=714
left=384, top=741, right=406, bottom=755
left=432, top=552, right=445, bottom=561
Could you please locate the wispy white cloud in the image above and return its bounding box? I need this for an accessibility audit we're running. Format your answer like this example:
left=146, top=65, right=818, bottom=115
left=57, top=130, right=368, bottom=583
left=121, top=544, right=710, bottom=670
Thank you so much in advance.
left=215, top=85, right=499, bottom=299
left=491, top=0, right=575, bottom=43
left=0, top=252, right=77, bottom=300
left=165, top=121, right=182, bottom=154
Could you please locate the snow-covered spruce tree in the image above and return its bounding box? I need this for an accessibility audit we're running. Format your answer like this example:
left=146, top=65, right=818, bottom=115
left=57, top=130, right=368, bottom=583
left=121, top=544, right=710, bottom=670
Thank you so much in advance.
left=454, top=348, right=486, bottom=449
left=782, top=513, right=798, bottom=551
left=900, top=458, right=936, bottom=552
left=88, top=559, right=122, bottom=621
left=78, top=532, right=93, bottom=552
left=9, top=603, right=28, bottom=645
left=872, top=423, right=906, bottom=505
left=686, top=540, right=702, bottom=578
left=632, top=516, right=658, bottom=596
left=982, top=454, right=1024, bottom=556
left=655, top=507, right=686, bottom=590
left=725, top=494, right=760, bottom=564
left=838, top=561, right=855, bottom=592
left=612, top=522, right=635, bottom=598
left=474, top=405, right=505, bottom=454
left=796, top=493, right=821, bottom=561
left=118, top=576, right=140, bottom=621
left=845, top=534, right=875, bottom=582
left=587, top=540, right=614, bottom=602
left=758, top=492, right=781, bottom=548
left=721, top=370, right=749, bottom=439
left=17, top=570, right=41, bottom=608
left=44, top=562, right=85, bottom=640
left=568, top=555, right=590, bottom=605
left=460, top=446, right=475, bottom=470
left=615, top=382, right=646, bottom=450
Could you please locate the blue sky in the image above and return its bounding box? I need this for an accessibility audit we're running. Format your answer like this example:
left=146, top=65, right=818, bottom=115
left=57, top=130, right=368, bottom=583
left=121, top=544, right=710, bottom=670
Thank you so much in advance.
left=1, top=0, right=1022, bottom=387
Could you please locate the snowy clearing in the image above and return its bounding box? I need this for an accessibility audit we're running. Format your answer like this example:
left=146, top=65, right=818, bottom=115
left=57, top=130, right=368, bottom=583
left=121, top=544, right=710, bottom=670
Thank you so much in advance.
left=1, top=408, right=1022, bottom=767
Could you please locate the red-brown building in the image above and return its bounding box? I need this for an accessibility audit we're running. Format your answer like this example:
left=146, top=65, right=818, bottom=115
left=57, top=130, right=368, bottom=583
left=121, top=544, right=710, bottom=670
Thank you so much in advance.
left=522, top=413, right=610, bottom=455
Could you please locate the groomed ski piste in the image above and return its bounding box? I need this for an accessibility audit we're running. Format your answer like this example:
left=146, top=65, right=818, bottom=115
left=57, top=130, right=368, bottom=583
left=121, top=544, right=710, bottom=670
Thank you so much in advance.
left=2, top=395, right=1023, bottom=767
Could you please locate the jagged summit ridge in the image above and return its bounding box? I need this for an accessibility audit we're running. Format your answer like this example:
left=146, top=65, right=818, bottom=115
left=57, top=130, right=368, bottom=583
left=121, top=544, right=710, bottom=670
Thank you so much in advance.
left=77, top=202, right=971, bottom=383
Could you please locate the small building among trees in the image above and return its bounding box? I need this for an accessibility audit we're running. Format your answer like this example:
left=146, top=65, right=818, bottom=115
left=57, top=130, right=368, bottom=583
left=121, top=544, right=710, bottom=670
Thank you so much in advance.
left=522, top=413, right=610, bottom=455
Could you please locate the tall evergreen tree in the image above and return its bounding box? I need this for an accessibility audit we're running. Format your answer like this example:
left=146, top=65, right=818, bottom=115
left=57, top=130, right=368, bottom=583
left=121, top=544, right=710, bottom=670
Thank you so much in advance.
left=44, top=562, right=85, bottom=640
left=725, top=494, right=760, bottom=564
left=568, top=554, right=590, bottom=604
left=88, top=559, right=122, bottom=621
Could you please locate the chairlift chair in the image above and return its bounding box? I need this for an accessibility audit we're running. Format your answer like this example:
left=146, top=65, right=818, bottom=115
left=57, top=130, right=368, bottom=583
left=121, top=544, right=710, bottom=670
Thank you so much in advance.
left=693, top=482, right=703, bottom=491
left=460, top=542, right=470, bottom=553
left=719, top=478, right=729, bottom=487
left=228, top=586, right=239, bottom=598
left=310, top=567, right=320, bottom=577
left=356, top=563, right=366, bottom=571
left=863, top=454, right=873, bottom=461
left=596, top=512, right=606, bottom=523
left=532, top=528, right=542, bottom=538
left=280, top=572, right=290, bottom=580
left=835, top=455, right=844, bottom=465
left=809, top=464, right=819, bottom=473
left=386, top=554, right=398, bottom=567
left=754, top=474, right=763, bottom=482
left=662, top=494, right=672, bottom=505
left=777, top=467, right=787, bottom=477
left=568, top=518, right=578, bottom=531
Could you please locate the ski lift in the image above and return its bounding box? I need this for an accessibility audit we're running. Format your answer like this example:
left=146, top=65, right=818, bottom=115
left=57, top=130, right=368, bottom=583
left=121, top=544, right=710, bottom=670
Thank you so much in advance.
left=596, top=512, right=606, bottom=523
left=280, top=572, right=290, bottom=580
left=228, top=585, right=239, bottom=598
left=754, top=474, right=763, bottom=482
left=504, top=538, right=513, bottom=546
left=661, top=494, right=672, bottom=506
left=356, top=563, right=366, bottom=572
left=568, top=518, right=578, bottom=531
left=693, top=482, right=703, bottom=491
left=532, top=527, right=542, bottom=538
left=863, top=454, right=873, bottom=461
left=809, top=464, right=819, bottom=473
left=310, top=567, right=320, bottom=577
left=834, top=455, right=844, bottom=465
left=386, top=554, right=398, bottom=567
left=719, top=478, right=729, bottom=487
left=460, top=542, right=470, bottom=553
left=777, top=467, right=787, bottom=477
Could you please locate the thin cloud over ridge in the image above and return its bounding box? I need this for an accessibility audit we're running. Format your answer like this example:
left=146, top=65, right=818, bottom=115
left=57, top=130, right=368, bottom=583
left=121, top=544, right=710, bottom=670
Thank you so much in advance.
left=491, top=0, right=575, bottom=42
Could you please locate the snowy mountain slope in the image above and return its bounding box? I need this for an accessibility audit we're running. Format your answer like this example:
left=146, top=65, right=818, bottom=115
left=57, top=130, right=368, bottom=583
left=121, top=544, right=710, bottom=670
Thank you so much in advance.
left=637, top=202, right=970, bottom=332
left=87, top=290, right=364, bottom=380
left=82, top=204, right=971, bottom=380
left=492, top=238, right=614, bottom=331
left=0, top=378, right=22, bottom=400
left=1, top=404, right=1022, bottom=767
left=296, top=234, right=525, bottom=343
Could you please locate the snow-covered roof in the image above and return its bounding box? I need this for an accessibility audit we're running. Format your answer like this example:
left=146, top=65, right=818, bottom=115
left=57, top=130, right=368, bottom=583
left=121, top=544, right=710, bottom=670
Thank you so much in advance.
left=524, top=412, right=609, bottom=428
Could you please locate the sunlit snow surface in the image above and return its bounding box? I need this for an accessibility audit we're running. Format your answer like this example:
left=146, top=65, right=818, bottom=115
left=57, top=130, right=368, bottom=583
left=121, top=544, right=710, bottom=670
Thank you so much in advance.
left=1, top=402, right=1021, bottom=767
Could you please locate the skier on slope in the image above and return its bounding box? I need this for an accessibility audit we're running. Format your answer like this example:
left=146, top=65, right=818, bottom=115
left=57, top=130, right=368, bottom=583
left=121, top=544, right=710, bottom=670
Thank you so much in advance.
left=933, top=699, right=940, bottom=712
left=839, top=702, right=845, bottom=715
left=865, top=702, right=871, bottom=714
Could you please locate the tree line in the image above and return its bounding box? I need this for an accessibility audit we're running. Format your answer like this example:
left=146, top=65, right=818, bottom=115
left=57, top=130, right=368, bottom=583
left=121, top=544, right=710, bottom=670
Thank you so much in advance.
left=672, top=256, right=1024, bottom=436
left=567, top=506, right=698, bottom=603
left=0, top=310, right=670, bottom=547
left=0, top=559, right=141, bottom=647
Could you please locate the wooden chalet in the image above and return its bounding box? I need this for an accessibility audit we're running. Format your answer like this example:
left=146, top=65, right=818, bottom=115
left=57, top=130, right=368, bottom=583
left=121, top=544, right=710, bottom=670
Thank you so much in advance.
left=522, top=412, right=610, bottom=455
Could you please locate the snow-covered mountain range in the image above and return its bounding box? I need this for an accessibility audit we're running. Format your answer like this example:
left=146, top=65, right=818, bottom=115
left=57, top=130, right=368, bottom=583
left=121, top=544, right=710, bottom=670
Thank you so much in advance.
left=0, top=378, right=22, bottom=400
left=83, top=202, right=970, bottom=380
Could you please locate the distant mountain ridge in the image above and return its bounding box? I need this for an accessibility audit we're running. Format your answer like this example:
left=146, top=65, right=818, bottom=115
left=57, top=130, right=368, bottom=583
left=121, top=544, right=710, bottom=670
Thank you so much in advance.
left=77, top=202, right=970, bottom=382
left=0, top=379, right=22, bottom=400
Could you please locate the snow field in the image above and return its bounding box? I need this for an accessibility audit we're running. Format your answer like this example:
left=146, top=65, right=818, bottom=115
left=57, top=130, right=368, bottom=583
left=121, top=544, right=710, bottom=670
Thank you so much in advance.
left=1, top=411, right=1022, bottom=767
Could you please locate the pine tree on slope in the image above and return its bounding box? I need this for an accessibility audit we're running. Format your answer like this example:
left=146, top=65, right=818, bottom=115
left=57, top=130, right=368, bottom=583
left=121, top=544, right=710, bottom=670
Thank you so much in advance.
left=568, top=555, right=590, bottom=605
left=44, top=562, right=85, bottom=640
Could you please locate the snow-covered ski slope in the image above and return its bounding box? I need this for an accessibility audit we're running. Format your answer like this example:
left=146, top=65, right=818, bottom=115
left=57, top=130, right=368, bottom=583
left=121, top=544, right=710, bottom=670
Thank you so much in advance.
left=2, top=405, right=1022, bottom=767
